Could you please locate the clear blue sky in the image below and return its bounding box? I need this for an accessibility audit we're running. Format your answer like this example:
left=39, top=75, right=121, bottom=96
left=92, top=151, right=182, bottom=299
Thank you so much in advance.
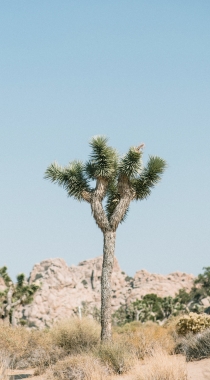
left=1, top=1, right=210, bottom=280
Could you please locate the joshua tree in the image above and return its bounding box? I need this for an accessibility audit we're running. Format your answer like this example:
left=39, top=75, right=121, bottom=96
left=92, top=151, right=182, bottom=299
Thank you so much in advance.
left=45, top=136, right=166, bottom=341
left=0, top=266, right=39, bottom=325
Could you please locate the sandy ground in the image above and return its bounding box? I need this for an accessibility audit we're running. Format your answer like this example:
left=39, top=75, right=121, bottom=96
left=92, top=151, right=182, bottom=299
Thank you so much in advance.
left=187, top=358, right=210, bottom=380
left=7, top=358, right=210, bottom=379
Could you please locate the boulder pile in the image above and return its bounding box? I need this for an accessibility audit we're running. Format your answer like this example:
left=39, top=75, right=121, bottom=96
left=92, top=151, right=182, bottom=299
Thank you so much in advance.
left=15, top=256, right=194, bottom=328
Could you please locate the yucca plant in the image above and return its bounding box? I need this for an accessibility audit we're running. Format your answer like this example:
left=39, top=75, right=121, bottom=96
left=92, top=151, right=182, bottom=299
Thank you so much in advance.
left=45, top=136, right=166, bottom=341
left=0, top=266, right=39, bottom=325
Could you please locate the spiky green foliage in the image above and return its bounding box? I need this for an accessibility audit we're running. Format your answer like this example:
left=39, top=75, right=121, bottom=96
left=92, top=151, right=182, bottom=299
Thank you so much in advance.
left=0, top=267, right=39, bottom=324
left=45, top=160, right=91, bottom=201
left=45, top=136, right=166, bottom=223
left=106, top=154, right=166, bottom=218
left=16, top=273, right=25, bottom=287
left=194, top=267, right=210, bottom=295
left=105, top=180, right=129, bottom=222
left=0, top=266, right=12, bottom=286
left=119, top=147, right=142, bottom=178
left=132, top=156, right=167, bottom=200
left=188, top=267, right=210, bottom=303
left=14, top=273, right=39, bottom=305
left=85, top=136, right=118, bottom=179
left=105, top=180, right=119, bottom=219
left=113, top=292, right=192, bottom=326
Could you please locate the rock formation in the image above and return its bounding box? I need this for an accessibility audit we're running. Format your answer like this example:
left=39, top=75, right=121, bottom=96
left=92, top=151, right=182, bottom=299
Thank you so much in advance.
left=15, top=256, right=195, bottom=328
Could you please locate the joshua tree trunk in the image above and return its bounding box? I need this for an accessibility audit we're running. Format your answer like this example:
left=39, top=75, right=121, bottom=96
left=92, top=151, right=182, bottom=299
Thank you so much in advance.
left=11, top=310, right=17, bottom=326
left=101, top=231, right=116, bottom=341
left=90, top=177, right=133, bottom=341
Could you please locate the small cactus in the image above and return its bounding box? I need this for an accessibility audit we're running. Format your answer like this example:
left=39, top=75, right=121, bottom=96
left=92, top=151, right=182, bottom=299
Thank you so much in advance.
left=176, top=312, right=210, bottom=335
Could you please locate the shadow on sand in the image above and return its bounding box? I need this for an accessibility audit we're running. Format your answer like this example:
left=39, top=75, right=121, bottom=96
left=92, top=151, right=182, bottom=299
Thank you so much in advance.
left=9, top=375, right=31, bottom=379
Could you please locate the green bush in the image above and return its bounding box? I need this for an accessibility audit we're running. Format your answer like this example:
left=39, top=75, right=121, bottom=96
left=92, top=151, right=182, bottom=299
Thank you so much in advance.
left=176, top=313, right=210, bottom=335
left=112, top=292, right=191, bottom=326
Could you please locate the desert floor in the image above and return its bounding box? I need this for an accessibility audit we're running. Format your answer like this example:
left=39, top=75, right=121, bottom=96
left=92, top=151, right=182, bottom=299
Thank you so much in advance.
left=8, top=358, right=210, bottom=380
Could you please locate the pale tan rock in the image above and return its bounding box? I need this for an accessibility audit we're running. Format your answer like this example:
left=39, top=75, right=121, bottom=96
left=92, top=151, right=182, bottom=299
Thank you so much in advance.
left=15, top=256, right=195, bottom=329
left=34, top=295, right=42, bottom=305
left=133, top=269, right=194, bottom=298
left=201, top=297, right=210, bottom=307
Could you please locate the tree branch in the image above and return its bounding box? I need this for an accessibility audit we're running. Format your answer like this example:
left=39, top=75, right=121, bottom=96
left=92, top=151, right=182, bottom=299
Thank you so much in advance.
left=45, top=161, right=92, bottom=202
left=6, top=285, right=14, bottom=306
left=81, top=190, right=92, bottom=203
left=91, top=178, right=111, bottom=233
left=110, top=176, right=135, bottom=231
left=11, top=294, right=27, bottom=308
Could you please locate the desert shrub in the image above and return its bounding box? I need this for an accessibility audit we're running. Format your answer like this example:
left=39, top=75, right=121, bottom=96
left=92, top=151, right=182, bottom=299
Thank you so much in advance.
left=114, top=321, right=175, bottom=359
left=176, top=313, right=210, bottom=335
left=176, top=328, right=210, bottom=361
left=136, top=349, right=187, bottom=380
left=163, top=314, right=182, bottom=332
left=51, top=317, right=100, bottom=354
left=96, top=341, right=134, bottom=374
left=0, top=325, right=64, bottom=372
left=47, top=354, right=108, bottom=380
left=114, top=320, right=143, bottom=333
left=0, top=325, right=29, bottom=361
left=15, top=329, right=64, bottom=372
left=113, top=291, right=193, bottom=325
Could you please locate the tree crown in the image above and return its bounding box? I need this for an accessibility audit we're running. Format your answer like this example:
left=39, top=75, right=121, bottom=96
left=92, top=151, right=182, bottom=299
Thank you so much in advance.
left=45, top=136, right=166, bottom=231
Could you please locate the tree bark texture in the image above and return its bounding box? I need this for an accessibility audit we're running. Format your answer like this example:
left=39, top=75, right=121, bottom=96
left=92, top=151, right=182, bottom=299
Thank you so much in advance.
left=90, top=176, right=134, bottom=341
left=91, top=178, right=110, bottom=232
left=110, top=176, right=134, bottom=231
left=101, top=231, right=116, bottom=341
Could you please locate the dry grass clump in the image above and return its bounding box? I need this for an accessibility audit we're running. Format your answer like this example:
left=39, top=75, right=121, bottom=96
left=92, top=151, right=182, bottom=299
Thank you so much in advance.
left=0, top=325, right=63, bottom=372
left=0, top=318, right=180, bottom=377
left=0, top=325, right=29, bottom=360
left=163, top=315, right=182, bottom=334
left=176, top=313, right=210, bottom=335
left=176, top=328, right=210, bottom=361
left=114, top=321, right=175, bottom=359
left=16, top=329, right=64, bottom=373
left=96, top=341, right=134, bottom=374
left=51, top=317, right=100, bottom=354
left=135, top=349, right=187, bottom=380
left=46, top=354, right=109, bottom=380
